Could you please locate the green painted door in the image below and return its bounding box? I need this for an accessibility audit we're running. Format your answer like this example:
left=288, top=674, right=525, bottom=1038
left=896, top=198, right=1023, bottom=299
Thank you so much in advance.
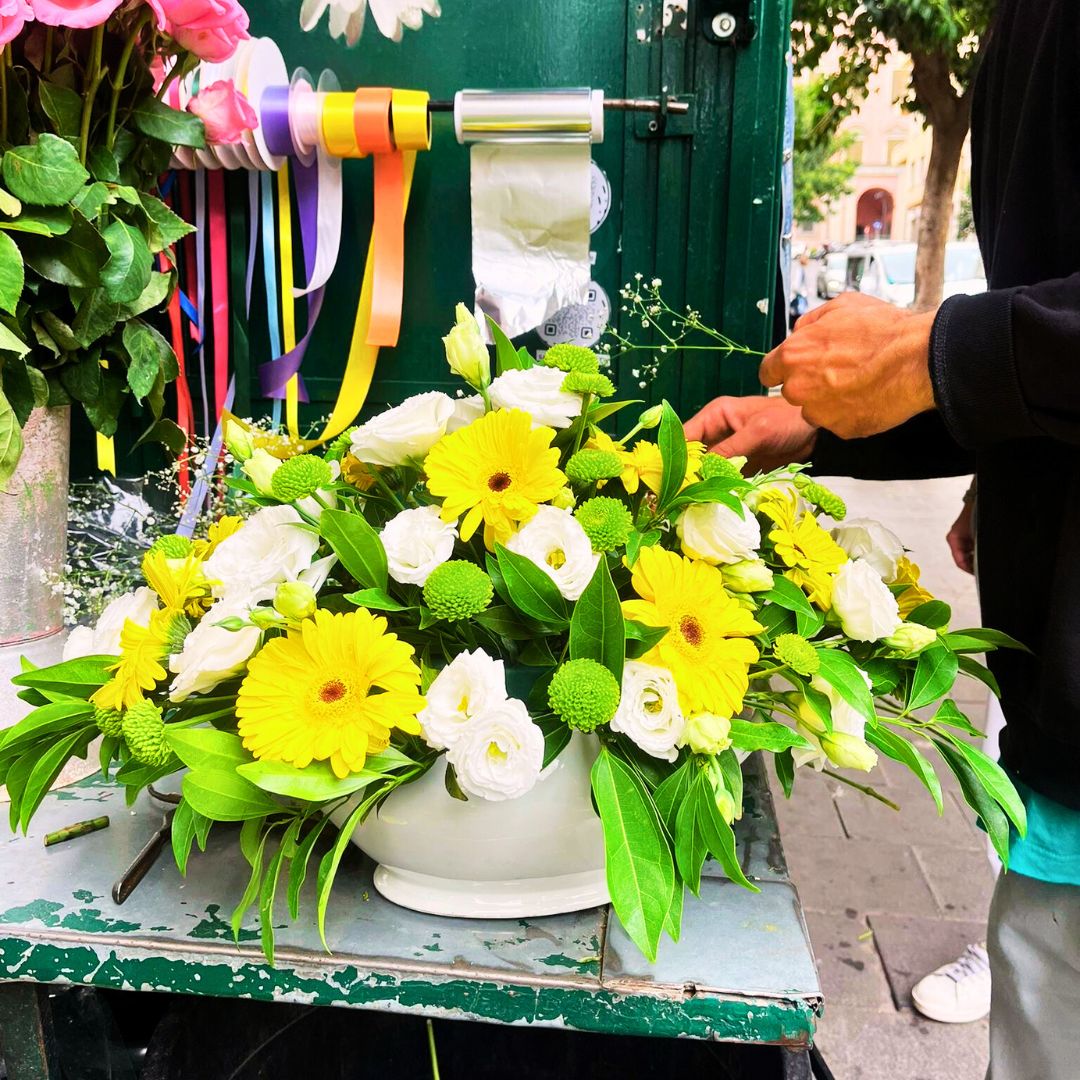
left=239, top=0, right=790, bottom=426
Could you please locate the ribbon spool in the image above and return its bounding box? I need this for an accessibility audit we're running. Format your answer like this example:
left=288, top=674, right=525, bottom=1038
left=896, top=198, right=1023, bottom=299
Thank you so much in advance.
left=454, top=88, right=604, bottom=144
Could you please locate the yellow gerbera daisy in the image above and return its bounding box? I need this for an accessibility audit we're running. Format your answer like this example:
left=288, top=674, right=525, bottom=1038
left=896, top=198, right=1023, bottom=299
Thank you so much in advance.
left=892, top=556, right=934, bottom=617
left=205, top=515, right=244, bottom=553
left=236, top=609, right=425, bottom=778
left=425, top=408, right=565, bottom=550
left=142, top=551, right=213, bottom=617
left=91, top=611, right=174, bottom=712
left=622, top=545, right=762, bottom=717
left=760, top=492, right=847, bottom=609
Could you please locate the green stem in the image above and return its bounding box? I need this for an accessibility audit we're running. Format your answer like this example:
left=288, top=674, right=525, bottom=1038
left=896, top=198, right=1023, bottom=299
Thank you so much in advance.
left=371, top=469, right=406, bottom=511
left=426, top=1020, right=441, bottom=1080
left=570, top=393, right=593, bottom=458
left=822, top=769, right=901, bottom=811
left=749, top=664, right=789, bottom=681
left=43, top=27, right=54, bottom=75
left=106, top=11, right=149, bottom=151
left=79, top=24, right=107, bottom=167
left=44, top=816, right=111, bottom=848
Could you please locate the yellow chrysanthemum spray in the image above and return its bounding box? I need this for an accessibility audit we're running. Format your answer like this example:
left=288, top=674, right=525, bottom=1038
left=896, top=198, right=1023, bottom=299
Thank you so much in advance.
left=758, top=492, right=847, bottom=609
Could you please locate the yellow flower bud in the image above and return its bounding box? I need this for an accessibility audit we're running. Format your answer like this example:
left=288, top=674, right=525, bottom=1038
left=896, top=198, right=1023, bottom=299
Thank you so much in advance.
left=638, top=404, right=664, bottom=430
left=224, top=418, right=255, bottom=463
left=722, top=559, right=774, bottom=593
left=443, top=303, right=491, bottom=390
left=678, top=712, right=732, bottom=756
left=551, top=486, right=577, bottom=511
left=796, top=702, right=827, bottom=737
left=274, top=581, right=318, bottom=622
left=714, top=785, right=736, bottom=824
left=249, top=607, right=286, bottom=630
left=821, top=730, right=878, bottom=772
left=241, top=448, right=281, bottom=497
left=884, top=622, right=938, bottom=657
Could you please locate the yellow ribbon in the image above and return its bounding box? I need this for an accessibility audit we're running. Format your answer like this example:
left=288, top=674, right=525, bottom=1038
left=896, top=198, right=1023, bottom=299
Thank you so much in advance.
left=96, top=431, right=116, bottom=476
left=322, top=92, right=363, bottom=159
left=276, top=162, right=301, bottom=440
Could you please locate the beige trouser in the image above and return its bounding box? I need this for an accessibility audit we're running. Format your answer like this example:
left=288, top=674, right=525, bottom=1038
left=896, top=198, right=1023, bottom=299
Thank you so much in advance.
left=986, top=870, right=1080, bottom=1079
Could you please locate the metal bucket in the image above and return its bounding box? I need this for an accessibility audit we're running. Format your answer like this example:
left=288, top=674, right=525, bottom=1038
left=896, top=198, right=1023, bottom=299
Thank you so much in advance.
left=0, top=406, right=70, bottom=646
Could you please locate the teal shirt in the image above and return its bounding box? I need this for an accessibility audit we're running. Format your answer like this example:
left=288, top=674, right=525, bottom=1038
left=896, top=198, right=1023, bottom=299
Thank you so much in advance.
left=1008, top=777, right=1080, bottom=886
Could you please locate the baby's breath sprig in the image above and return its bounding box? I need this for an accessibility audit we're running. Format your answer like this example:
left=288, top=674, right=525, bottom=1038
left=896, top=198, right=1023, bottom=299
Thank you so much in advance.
left=601, top=275, right=763, bottom=389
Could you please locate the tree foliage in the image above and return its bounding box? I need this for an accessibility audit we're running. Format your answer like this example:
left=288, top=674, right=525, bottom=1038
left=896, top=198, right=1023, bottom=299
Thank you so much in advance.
left=793, top=77, right=857, bottom=228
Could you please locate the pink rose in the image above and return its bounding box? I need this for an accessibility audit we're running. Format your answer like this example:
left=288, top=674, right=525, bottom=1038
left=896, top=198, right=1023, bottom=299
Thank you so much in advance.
left=151, top=0, right=249, bottom=62
left=0, top=0, right=31, bottom=45
left=186, top=79, right=257, bottom=144
left=30, top=0, right=122, bottom=28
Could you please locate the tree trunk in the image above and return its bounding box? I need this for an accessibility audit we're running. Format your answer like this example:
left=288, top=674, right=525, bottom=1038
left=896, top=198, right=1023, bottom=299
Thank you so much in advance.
left=909, top=51, right=973, bottom=312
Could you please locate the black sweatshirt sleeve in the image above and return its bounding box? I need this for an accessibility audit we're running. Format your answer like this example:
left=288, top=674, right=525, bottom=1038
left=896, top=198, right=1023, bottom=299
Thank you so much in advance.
left=930, top=273, right=1080, bottom=447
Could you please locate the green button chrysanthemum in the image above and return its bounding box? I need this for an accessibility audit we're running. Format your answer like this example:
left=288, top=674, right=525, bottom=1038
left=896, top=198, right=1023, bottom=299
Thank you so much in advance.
left=542, top=343, right=600, bottom=375
left=565, top=449, right=624, bottom=484
left=325, top=428, right=357, bottom=462
left=423, top=561, right=494, bottom=621
left=574, top=496, right=633, bottom=552
left=271, top=454, right=333, bottom=503
left=773, top=633, right=820, bottom=677
left=561, top=371, right=616, bottom=398
left=548, top=658, right=621, bottom=732
left=122, top=700, right=172, bottom=767
left=94, top=706, right=124, bottom=739
left=793, top=475, right=847, bottom=521
left=148, top=534, right=194, bottom=560
left=699, top=454, right=746, bottom=483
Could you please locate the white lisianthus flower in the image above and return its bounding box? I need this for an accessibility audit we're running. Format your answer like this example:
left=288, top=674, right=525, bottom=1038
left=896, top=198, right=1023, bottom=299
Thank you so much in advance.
left=505, top=506, right=599, bottom=601
left=610, top=661, right=686, bottom=762
left=203, top=506, right=321, bottom=606
left=349, top=391, right=457, bottom=467
left=831, top=518, right=905, bottom=581
left=443, top=303, right=491, bottom=390
left=831, top=558, right=903, bottom=642
left=168, top=603, right=261, bottom=702
left=793, top=671, right=877, bottom=773
left=418, top=649, right=508, bottom=750
left=241, top=447, right=281, bottom=496
left=678, top=712, right=732, bottom=756
left=446, top=394, right=486, bottom=433
left=446, top=697, right=545, bottom=801
left=63, top=587, right=159, bottom=660
left=676, top=502, right=761, bottom=565
left=381, top=506, right=458, bottom=586
left=488, top=367, right=582, bottom=429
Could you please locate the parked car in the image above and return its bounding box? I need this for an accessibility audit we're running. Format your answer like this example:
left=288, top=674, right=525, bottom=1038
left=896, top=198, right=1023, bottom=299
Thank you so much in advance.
left=843, top=241, right=986, bottom=306
left=816, top=251, right=848, bottom=299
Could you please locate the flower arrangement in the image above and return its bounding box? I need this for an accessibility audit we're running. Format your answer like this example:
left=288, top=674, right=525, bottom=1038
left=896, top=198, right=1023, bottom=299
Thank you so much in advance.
left=2, top=304, right=1027, bottom=963
left=0, top=0, right=251, bottom=485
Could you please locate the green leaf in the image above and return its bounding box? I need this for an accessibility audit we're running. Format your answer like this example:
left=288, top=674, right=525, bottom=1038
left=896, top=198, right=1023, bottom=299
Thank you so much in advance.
left=131, top=97, right=206, bottom=149
left=19, top=727, right=96, bottom=832
left=655, top=400, right=687, bottom=510
left=906, top=599, right=952, bottom=629
left=344, top=587, right=411, bottom=612
left=945, top=735, right=1026, bottom=836
left=774, top=748, right=795, bottom=797
left=666, top=478, right=746, bottom=514
left=0, top=388, right=24, bottom=488
left=102, top=220, right=153, bottom=303
left=0, top=354, right=36, bottom=426
left=165, top=728, right=249, bottom=773
left=957, top=654, right=1001, bottom=697
left=907, top=644, right=959, bottom=710
left=72, top=288, right=122, bottom=347
left=182, top=769, right=280, bottom=822
left=942, top=628, right=1030, bottom=654
left=863, top=657, right=902, bottom=695
left=0, top=188, right=20, bottom=217
left=0, top=700, right=92, bottom=758
left=59, top=353, right=102, bottom=404
left=11, top=655, right=114, bottom=698
left=258, top=817, right=300, bottom=965
left=764, top=577, right=823, bottom=637
left=535, top=716, right=572, bottom=769
left=813, top=648, right=875, bottom=724
left=625, top=528, right=661, bottom=568
left=569, top=558, right=625, bottom=682
left=121, top=270, right=172, bottom=319
left=171, top=800, right=201, bottom=877
left=287, top=816, right=330, bottom=920
left=694, top=775, right=758, bottom=892
left=727, top=717, right=813, bottom=753
left=72, top=182, right=112, bottom=219
left=5, top=749, right=39, bottom=831
left=624, top=618, right=669, bottom=659
left=717, top=748, right=743, bottom=811
left=0, top=230, right=24, bottom=313
left=20, top=209, right=109, bottom=287
left=122, top=317, right=175, bottom=401
left=320, top=507, right=388, bottom=591
left=38, top=81, right=83, bottom=140
left=591, top=747, right=675, bottom=961
left=865, top=725, right=943, bottom=814
left=930, top=699, right=984, bottom=738
left=139, top=193, right=195, bottom=253
left=931, top=738, right=1012, bottom=866
left=236, top=758, right=389, bottom=803
left=87, top=146, right=119, bottom=183
left=473, top=605, right=533, bottom=640
left=133, top=417, right=186, bottom=455
left=674, top=780, right=708, bottom=895
left=443, top=762, right=469, bottom=801
left=3, top=135, right=90, bottom=205
left=232, top=822, right=272, bottom=941
left=653, top=756, right=695, bottom=836
left=0, top=205, right=71, bottom=235
left=486, top=315, right=527, bottom=373
left=495, top=543, right=569, bottom=626
left=0, top=319, right=28, bottom=357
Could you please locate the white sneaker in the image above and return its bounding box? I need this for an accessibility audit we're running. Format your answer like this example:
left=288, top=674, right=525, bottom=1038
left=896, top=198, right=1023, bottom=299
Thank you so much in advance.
left=911, top=943, right=991, bottom=1024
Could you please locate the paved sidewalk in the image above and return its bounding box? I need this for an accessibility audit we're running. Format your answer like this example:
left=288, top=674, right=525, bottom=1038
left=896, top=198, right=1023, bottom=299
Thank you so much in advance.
left=774, top=475, right=995, bottom=1079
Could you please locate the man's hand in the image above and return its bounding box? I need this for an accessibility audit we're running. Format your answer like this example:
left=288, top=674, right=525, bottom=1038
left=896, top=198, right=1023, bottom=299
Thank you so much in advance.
left=758, top=293, right=937, bottom=438
left=683, top=396, right=817, bottom=473
left=947, top=500, right=976, bottom=575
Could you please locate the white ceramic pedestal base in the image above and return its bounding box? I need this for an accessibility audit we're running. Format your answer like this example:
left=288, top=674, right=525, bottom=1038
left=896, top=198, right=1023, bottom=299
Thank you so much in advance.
left=353, top=733, right=610, bottom=919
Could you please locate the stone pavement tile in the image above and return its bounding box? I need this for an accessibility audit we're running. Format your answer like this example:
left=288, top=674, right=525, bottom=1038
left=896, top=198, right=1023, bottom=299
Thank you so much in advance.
left=834, top=783, right=981, bottom=850
left=804, top=911, right=894, bottom=1011
left=867, top=914, right=987, bottom=1008
left=786, top=839, right=939, bottom=918
left=914, top=846, right=996, bottom=923
left=814, top=1004, right=988, bottom=1080
left=767, top=767, right=846, bottom=839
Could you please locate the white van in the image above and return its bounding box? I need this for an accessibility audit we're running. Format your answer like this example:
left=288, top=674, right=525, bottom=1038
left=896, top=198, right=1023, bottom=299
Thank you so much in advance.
left=844, top=241, right=986, bottom=306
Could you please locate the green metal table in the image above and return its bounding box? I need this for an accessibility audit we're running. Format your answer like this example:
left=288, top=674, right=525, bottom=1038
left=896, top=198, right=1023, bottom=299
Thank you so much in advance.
left=0, top=760, right=821, bottom=1077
